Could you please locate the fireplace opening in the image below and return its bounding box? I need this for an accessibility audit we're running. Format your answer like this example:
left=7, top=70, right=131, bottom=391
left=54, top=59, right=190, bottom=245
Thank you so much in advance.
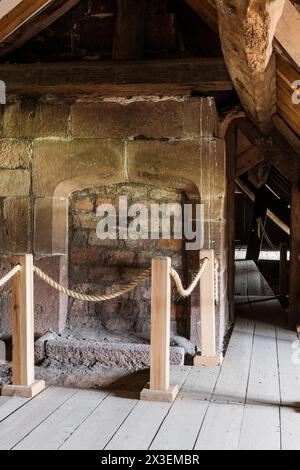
left=67, top=183, right=189, bottom=343
left=32, top=181, right=202, bottom=388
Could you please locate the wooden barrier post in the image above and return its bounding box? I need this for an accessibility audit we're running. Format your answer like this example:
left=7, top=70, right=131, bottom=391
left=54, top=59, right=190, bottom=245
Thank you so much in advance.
left=2, top=255, right=45, bottom=398
left=194, top=250, right=223, bottom=366
left=141, top=257, right=179, bottom=402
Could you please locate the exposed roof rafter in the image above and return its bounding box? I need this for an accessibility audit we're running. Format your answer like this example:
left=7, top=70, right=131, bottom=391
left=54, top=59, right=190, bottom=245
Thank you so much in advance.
left=0, top=0, right=81, bottom=58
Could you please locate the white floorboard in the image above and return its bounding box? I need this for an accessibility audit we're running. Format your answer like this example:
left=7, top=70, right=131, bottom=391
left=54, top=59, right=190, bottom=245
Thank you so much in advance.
left=195, top=403, right=244, bottom=451
left=106, top=366, right=190, bottom=450
left=60, top=392, right=138, bottom=450
left=0, top=396, right=28, bottom=422
left=15, top=389, right=109, bottom=450
left=0, top=315, right=298, bottom=450
left=212, top=318, right=255, bottom=404
left=0, top=387, right=76, bottom=450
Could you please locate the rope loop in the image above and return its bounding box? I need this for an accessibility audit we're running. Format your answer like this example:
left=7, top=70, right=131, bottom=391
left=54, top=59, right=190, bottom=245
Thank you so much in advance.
left=170, top=257, right=209, bottom=298
left=33, top=266, right=151, bottom=302
left=0, top=264, right=22, bottom=288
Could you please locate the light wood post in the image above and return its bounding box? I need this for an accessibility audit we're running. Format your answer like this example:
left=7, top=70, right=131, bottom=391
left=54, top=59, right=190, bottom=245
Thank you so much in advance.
left=141, top=258, right=179, bottom=403
left=194, top=250, right=223, bottom=366
left=1, top=255, right=45, bottom=398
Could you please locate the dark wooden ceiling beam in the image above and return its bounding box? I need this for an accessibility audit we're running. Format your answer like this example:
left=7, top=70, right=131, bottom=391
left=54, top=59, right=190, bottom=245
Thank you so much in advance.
left=113, top=0, right=146, bottom=59
left=0, top=58, right=232, bottom=96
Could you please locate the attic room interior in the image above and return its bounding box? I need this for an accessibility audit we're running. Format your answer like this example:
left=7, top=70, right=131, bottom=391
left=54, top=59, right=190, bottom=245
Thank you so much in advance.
left=0, top=0, right=299, bottom=452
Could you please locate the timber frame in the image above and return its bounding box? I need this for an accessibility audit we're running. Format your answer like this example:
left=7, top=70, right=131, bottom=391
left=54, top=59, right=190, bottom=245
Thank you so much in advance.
left=0, top=58, right=232, bottom=96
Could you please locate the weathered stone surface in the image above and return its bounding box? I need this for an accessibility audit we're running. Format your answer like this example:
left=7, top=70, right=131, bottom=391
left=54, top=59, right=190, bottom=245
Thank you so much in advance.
left=2, top=198, right=30, bottom=253
left=71, top=99, right=185, bottom=139
left=0, top=140, right=31, bottom=169
left=0, top=170, right=30, bottom=197
left=34, top=332, right=56, bottom=364
left=71, top=97, right=218, bottom=139
left=3, top=100, right=70, bottom=138
left=200, top=139, right=226, bottom=201
left=183, top=97, right=218, bottom=138
left=34, top=198, right=68, bottom=255
left=33, top=139, right=126, bottom=197
left=34, top=256, right=68, bottom=336
left=45, top=337, right=184, bottom=369
left=127, top=140, right=203, bottom=190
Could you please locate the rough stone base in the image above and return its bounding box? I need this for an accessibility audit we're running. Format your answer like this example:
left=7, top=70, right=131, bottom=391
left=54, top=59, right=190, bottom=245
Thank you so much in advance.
left=45, top=338, right=184, bottom=369
left=34, top=328, right=185, bottom=369
left=30, top=328, right=185, bottom=389
left=0, top=361, right=149, bottom=391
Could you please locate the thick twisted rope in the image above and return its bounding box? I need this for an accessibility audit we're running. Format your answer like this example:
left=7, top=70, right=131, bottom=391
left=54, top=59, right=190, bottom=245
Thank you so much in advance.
left=0, top=264, right=22, bottom=288
left=257, top=217, right=278, bottom=251
left=33, top=266, right=151, bottom=302
left=170, top=257, right=209, bottom=298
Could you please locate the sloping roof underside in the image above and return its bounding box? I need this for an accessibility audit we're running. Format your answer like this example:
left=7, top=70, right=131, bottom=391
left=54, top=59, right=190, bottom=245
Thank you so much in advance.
left=186, top=0, right=300, bottom=141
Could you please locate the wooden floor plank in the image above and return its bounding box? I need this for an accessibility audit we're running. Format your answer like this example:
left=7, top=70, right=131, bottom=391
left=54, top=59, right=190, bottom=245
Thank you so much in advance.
left=106, top=366, right=190, bottom=451
left=15, top=389, right=109, bottom=450
left=150, top=367, right=220, bottom=450
left=0, top=396, right=28, bottom=422
left=276, top=324, right=300, bottom=449
left=239, top=404, right=281, bottom=450
left=0, top=316, right=294, bottom=450
left=150, top=397, right=209, bottom=451
left=281, top=407, right=300, bottom=450
left=60, top=394, right=138, bottom=450
left=0, top=387, right=76, bottom=450
left=180, top=365, right=220, bottom=401
left=212, top=318, right=254, bottom=404
left=246, top=322, right=280, bottom=405
left=107, top=400, right=171, bottom=450
left=276, top=326, right=300, bottom=406
left=195, top=403, right=244, bottom=450
left=239, top=322, right=281, bottom=450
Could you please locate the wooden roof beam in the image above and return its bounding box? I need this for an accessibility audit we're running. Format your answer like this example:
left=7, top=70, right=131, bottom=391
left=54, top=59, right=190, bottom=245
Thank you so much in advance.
left=0, top=0, right=81, bottom=58
left=0, top=58, right=232, bottom=96
left=275, top=0, right=300, bottom=74
left=216, top=0, right=285, bottom=134
left=0, top=0, right=52, bottom=42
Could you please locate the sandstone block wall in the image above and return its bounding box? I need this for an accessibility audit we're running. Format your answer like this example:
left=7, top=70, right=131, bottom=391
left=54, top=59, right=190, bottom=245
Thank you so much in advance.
left=0, top=95, right=228, bottom=351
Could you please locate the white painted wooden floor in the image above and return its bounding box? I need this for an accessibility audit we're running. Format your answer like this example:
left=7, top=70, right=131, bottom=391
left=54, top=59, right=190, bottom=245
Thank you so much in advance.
left=0, top=318, right=299, bottom=450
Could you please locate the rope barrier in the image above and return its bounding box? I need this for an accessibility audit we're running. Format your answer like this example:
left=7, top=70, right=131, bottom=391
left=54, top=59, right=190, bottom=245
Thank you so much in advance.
left=257, top=217, right=279, bottom=251
left=32, top=255, right=216, bottom=303
left=33, top=266, right=151, bottom=302
left=170, top=257, right=209, bottom=298
left=0, top=264, right=22, bottom=288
